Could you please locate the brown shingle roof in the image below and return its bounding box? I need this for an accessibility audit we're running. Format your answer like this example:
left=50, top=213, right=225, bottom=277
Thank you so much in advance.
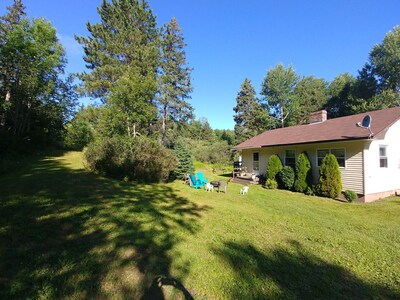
left=234, top=107, right=400, bottom=149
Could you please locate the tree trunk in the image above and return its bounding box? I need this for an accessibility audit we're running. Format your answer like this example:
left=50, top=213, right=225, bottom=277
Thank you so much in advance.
left=161, top=104, right=167, bottom=144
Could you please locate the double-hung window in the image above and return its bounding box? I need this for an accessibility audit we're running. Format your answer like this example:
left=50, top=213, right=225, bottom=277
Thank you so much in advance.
left=317, top=148, right=345, bottom=168
left=285, top=150, right=296, bottom=168
left=379, top=146, right=388, bottom=168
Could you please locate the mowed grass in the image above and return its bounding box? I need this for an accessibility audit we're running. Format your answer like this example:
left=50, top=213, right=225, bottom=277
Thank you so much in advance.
left=0, top=151, right=399, bottom=299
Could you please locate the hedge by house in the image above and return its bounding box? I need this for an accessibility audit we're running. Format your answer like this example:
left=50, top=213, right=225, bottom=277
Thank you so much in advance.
left=317, top=153, right=342, bottom=199
left=278, top=166, right=295, bottom=190
left=266, top=154, right=283, bottom=180
left=293, top=152, right=313, bottom=193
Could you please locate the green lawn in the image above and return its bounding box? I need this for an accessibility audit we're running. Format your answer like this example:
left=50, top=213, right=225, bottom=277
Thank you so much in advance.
left=0, top=151, right=399, bottom=299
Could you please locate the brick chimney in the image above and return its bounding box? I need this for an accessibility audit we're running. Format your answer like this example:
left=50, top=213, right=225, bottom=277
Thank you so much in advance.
left=309, top=110, right=327, bottom=124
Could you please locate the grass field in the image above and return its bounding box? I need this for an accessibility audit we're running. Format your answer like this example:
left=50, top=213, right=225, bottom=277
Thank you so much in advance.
left=0, top=151, right=399, bottom=299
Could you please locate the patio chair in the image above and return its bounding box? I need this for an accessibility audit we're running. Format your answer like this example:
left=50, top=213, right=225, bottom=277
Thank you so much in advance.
left=196, top=172, right=208, bottom=185
left=218, top=180, right=227, bottom=193
left=189, top=174, right=203, bottom=189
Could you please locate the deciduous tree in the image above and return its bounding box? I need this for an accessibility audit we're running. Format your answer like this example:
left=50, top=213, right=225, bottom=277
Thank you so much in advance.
left=261, top=63, right=299, bottom=128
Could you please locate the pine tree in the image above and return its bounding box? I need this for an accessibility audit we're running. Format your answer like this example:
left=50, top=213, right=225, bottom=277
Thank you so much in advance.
left=159, top=18, right=193, bottom=145
left=233, top=79, right=269, bottom=143
left=76, top=0, right=159, bottom=137
left=172, top=141, right=194, bottom=180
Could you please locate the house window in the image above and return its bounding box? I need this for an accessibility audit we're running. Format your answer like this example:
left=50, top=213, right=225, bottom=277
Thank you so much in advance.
left=253, top=152, right=259, bottom=172
left=285, top=150, right=296, bottom=168
left=317, top=148, right=345, bottom=168
left=379, top=146, right=388, bottom=168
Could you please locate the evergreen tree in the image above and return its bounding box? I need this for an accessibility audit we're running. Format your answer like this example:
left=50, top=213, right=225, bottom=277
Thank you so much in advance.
left=171, top=141, right=194, bottom=180
left=159, top=18, right=193, bottom=144
left=266, top=154, right=283, bottom=180
left=317, top=154, right=342, bottom=199
left=76, top=0, right=159, bottom=137
left=293, top=152, right=312, bottom=193
left=261, top=63, right=299, bottom=128
left=233, top=78, right=270, bottom=143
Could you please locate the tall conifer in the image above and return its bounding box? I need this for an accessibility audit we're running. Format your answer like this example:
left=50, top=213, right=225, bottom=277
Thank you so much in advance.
left=76, top=0, right=159, bottom=137
left=233, top=79, right=267, bottom=143
left=159, top=18, right=193, bottom=144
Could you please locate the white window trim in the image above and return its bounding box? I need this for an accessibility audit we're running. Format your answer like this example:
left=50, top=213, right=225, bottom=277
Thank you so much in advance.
left=316, top=148, right=346, bottom=169
left=379, top=145, right=388, bottom=168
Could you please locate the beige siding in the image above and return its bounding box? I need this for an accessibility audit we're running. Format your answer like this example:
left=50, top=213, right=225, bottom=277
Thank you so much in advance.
left=340, top=143, right=364, bottom=194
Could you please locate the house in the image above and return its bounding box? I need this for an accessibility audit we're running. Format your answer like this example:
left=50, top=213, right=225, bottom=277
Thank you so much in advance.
left=234, top=107, right=400, bottom=202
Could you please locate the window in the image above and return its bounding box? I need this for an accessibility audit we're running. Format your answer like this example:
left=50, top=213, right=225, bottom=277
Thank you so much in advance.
left=331, top=149, right=345, bottom=168
left=253, top=152, right=259, bottom=172
left=317, top=148, right=345, bottom=168
left=285, top=150, right=296, bottom=168
left=379, top=146, right=388, bottom=168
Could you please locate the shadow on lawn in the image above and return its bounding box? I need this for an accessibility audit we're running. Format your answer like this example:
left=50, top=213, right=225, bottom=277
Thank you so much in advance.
left=0, top=152, right=208, bottom=299
left=213, top=240, right=400, bottom=299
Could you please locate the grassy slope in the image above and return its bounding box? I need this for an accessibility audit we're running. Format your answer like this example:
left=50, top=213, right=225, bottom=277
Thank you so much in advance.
left=0, top=151, right=399, bottom=299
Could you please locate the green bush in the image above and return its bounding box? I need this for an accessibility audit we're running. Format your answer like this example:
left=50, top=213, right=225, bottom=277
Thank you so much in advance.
left=278, top=166, right=295, bottom=190
left=317, top=154, right=342, bottom=199
left=344, top=190, right=357, bottom=202
left=293, top=152, right=313, bottom=193
left=265, top=178, right=278, bottom=189
left=85, top=136, right=177, bottom=182
left=266, top=154, right=283, bottom=180
left=63, top=117, right=94, bottom=150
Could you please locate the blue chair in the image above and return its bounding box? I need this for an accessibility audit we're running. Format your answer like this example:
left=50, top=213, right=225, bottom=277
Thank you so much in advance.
left=197, top=172, right=208, bottom=185
left=189, top=174, right=203, bottom=189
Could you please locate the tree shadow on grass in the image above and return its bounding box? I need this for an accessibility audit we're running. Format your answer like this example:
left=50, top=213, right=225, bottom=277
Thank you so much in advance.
left=213, top=240, right=400, bottom=299
left=0, top=152, right=209, bottom=299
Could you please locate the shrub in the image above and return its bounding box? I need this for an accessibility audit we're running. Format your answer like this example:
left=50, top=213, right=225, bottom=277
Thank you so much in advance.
left=317, top=154, right=342, bottom=199
left=277, top=166, right=295, bottom=190
left=293, top=152, right=313, bottom=193
left=344, top=190, right=357, bottom=203
left=85, top=136, right=177, bottom=182
left=265, top=178, right=278, bottom=189
left=266, top=154, right=283, bottom=180
left=304, top=186, right=314, bottom=196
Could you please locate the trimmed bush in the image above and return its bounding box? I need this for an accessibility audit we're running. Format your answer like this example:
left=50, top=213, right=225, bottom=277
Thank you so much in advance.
left=278, top=166, right=295, bottom=190
left=266, top=154, right=283, bottom=180
left=344, top=190, right=357, bottom=203
left=85, top=136, right=177, bottom=182
left=265, top=178, right=278, bottom=189
left=293, top=152, right=313, bottom=193
left=317, top=154, right=342, bottom=199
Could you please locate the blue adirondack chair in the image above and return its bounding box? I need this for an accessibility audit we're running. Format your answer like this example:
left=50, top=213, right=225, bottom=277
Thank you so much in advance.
left=189, top=173, right=203, bottom=189
left=197, top=172, right=208, bottom=185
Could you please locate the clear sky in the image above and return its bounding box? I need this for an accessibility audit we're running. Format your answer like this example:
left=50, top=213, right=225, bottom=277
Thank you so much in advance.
left=2, top=0, right=400, bottom=129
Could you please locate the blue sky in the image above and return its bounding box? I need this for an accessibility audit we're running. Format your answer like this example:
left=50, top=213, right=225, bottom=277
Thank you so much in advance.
left=2, top=0, right=400, bottom=129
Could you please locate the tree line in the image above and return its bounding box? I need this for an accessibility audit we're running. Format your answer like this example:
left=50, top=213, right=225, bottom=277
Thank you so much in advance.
left=234, top=26, right=400, bottom=143
left=1, top=0, right=399, bottom=179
